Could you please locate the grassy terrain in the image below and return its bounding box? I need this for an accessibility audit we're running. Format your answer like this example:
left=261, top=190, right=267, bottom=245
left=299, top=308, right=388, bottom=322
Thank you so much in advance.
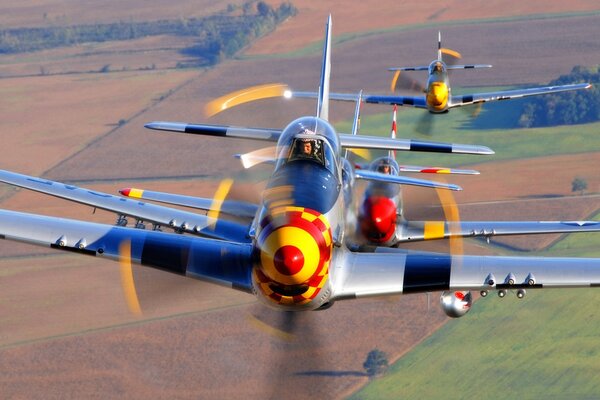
left=350, top=215, right=600, bottom=399
left=334, top=94, right=600, bottom=168
left=350, top=287, right=600, bottom=399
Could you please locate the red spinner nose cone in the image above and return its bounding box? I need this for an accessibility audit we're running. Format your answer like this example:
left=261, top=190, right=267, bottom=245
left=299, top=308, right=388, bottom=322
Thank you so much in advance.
left=362, top=196, right=397, bottom=242
left=273, top=245, right=305, bottom=276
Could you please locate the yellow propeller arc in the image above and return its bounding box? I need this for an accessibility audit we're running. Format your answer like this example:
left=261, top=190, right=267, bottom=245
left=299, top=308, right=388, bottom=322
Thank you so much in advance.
left=205, top=83, right=290, bottom=117
left=119, top=239, right=142, bottom=316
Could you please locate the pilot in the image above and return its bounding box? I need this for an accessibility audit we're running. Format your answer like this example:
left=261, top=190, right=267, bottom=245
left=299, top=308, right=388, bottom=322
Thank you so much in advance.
left=301, top=139, right=314, bottom=157
left=433, top=61, right=443, bottom=73
left=377, top=159, right=392, bottom=174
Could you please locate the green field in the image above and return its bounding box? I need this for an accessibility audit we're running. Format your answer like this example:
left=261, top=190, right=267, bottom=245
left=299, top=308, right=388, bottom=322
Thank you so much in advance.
left=350, top=287, right=600, bottom=399
left=344, top=91, right=600, bottom=399
left=334, top=97, right=600, bottom=168
left=350, top=215, right=600, bottom=399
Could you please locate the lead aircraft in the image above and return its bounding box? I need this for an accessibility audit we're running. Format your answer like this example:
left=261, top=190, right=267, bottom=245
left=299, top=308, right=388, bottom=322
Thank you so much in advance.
left=2, top=16, right=600, bottom=319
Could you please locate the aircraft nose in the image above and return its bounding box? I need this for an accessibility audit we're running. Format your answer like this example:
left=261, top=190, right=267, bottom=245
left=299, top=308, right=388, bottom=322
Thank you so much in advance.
left=257, top=207, right=332, bottom=287
left=273, top=245, right=305, bottom=276
left=361, top=196, right=397, bottom=242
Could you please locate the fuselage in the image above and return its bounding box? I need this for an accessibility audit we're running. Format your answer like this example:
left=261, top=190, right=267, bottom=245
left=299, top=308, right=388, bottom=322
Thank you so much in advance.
left=426, top=61, right=451, bottom=113
left=250, top=116, right=345, bottom=310
left=358, top=157, right=402, bottom=247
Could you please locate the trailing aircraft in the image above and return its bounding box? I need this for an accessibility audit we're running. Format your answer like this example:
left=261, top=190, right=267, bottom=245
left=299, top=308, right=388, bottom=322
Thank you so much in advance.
left=1, top=16, right=600, bottom=320
left=356, top=106, right=600, bottom=254
left=284, top=32, right=591, bottom=134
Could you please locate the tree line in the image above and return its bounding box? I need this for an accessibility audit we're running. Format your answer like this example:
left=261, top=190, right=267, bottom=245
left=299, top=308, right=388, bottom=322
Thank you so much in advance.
left=518, top=65, right=600, bottom=128
left=0, top=1, right=297, bottom=67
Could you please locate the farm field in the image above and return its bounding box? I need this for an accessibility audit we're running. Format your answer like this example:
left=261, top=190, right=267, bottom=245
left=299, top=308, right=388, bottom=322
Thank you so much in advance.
left=0, top=0, right=252, bottom=28
left=0, top=3, right=599, bottom=399
left=351, top=285, right=600, bottom=399
left=247, top=0, right=600, bottom=55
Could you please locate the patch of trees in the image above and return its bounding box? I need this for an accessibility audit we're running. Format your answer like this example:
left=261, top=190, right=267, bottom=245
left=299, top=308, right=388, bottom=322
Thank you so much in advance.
left=518, top=65, right=600, bottom=128
left=363, top=349, right=389, bottom=377
left=0, top=1, right=297, bottom=66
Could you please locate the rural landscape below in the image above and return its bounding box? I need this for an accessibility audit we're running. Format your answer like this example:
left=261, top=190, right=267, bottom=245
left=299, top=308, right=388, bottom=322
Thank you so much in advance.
left=0, top=1, right=599, bottom=398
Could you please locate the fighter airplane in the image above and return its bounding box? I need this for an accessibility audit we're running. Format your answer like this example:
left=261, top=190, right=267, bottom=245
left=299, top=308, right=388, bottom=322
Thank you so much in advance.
left=2, top=16, right=600, bottom=319
left=356, top=106, right=600, bottom=252
left=285, top=32, right=591, bottom=133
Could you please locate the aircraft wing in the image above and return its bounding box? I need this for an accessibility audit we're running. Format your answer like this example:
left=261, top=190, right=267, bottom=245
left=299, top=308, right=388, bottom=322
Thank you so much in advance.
left=0, top=208, right=253, bottom=291
left=449, top=83, right=592, bottom=108
left=0, top=170, right=250, bottom=242
left=395, top=220, right=600, bottom=243
left=333, top=247, right=600, bottom=299
left=354, top=169, right=461, bottom=191
left=119, top=187, right=258, bottom=219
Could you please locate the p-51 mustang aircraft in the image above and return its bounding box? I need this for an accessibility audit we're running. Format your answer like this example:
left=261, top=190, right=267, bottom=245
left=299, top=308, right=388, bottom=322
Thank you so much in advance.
left=2, top=16, right=600, bottom=319
left=287, top=31, right=591, bottom=116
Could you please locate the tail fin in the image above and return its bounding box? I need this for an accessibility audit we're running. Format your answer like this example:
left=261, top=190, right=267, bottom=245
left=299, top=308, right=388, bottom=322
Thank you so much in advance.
left=316, top=15, right=332, bottom=121
left=437, top=31, right=442, bottom=62
left=389, top=105, right=397, bottom=159
left=351, top=90, right=363, bottom=136
left=345, top=90, right=363, bottom=159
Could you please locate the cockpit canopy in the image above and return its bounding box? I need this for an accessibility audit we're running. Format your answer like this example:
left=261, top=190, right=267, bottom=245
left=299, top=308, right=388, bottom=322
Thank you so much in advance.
left=275, top=117, right=340, bottom=175
left=370, top=156, right=399, bottom=176
left=429, top=60, right=445, bottom=74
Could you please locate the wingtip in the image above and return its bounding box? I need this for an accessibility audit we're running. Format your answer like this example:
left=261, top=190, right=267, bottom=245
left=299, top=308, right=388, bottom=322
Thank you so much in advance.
left=144, top=121, right=187, bottom=132
left=119, top=188, right=143, bottom=198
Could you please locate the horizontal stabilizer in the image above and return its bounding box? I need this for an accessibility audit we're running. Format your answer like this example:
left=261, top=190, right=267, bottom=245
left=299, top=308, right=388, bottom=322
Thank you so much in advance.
left=354, top=169, right=461, bottom=191
left=387, top=66, right=430, bottom=71
left=397, top=165, right=479, bottom=175
left=446, top=64, right=492, bottom=70
left=339, top=134, right=494, bottom=155
left=289, top=91, right=428, bottom=109
left=145, top=122, right=282, bottom=142
left=119, top=188, right=258, bottom=219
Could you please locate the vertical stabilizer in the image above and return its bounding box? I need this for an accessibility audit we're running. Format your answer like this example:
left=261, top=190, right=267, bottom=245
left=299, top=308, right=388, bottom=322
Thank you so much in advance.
left=437, top=31, right=442, bottom=61
left=345, top=90, right=363, bottom=159
left=316, top=15, right=332, bottom=121
left=389, top=105, right=397, bottom=159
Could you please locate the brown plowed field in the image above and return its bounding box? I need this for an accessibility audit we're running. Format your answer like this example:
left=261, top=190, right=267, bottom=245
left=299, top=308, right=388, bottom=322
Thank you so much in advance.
left=0, top=5, right=599, bottom=400
left=249, top=0, right=600, bottom=55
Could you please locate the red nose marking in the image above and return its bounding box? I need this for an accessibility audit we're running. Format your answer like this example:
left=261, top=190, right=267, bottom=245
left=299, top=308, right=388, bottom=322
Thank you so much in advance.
left=362, top=196, right=397, bottom=242
left=273, top=245, right=304, bottom=276
left=454, top=291, right=465, bottom=300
